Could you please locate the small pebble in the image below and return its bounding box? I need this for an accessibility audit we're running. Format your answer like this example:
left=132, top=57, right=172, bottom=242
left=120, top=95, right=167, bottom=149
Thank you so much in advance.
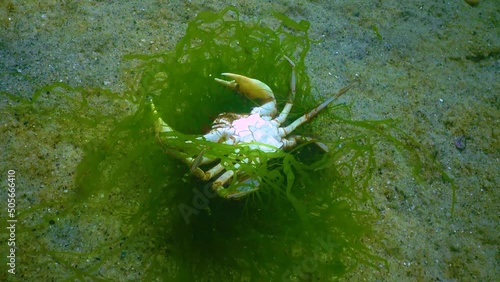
left=454, top=136, right=466, bottom=151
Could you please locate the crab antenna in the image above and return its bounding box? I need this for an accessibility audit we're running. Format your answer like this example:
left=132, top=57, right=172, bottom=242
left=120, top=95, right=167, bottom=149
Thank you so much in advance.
left=279, top=83, right=355, bottom=137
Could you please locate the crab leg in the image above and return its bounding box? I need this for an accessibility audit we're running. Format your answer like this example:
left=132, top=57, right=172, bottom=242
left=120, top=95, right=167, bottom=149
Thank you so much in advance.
left=273, top=56, right=296, bottom=125
left=213, top=170, right=235, bottom=189
left=151, top=105, right=224, bottom=181
left=279, top=83, right=354, bottom=137
left=282, top=135, right=329, bottom=152
left=187, top=149, right=228, bottom=181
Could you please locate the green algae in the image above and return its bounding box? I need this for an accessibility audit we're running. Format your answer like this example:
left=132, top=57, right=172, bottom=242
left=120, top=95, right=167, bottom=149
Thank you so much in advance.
left=1, top=6, right=456, bottom=281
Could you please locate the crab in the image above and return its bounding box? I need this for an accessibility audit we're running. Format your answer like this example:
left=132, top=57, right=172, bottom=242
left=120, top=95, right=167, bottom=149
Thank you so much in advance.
left=152, top=56, right=351, bottom=199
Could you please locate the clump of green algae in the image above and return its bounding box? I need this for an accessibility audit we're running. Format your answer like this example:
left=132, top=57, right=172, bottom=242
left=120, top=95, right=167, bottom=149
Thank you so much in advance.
left=1, top=6, right=456, bottom=281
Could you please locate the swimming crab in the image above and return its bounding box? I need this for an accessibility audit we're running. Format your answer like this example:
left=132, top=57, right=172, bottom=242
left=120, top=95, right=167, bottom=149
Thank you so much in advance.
left=152, top=56, right=351, bottom=199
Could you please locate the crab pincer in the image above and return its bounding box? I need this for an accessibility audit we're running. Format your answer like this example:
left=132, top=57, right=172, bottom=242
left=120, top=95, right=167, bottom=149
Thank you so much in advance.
left=215, top=73, right=275, bottom=101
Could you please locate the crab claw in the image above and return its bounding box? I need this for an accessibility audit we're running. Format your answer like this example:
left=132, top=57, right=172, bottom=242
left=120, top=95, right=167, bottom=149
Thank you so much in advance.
left=215, top=73, right=277, bottom=117
left=215, top=73, right=275, bottom=101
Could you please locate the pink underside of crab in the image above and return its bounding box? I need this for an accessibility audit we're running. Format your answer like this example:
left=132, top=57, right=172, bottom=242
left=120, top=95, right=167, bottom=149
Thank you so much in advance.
left=203, top=112, right=283, bottom=152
